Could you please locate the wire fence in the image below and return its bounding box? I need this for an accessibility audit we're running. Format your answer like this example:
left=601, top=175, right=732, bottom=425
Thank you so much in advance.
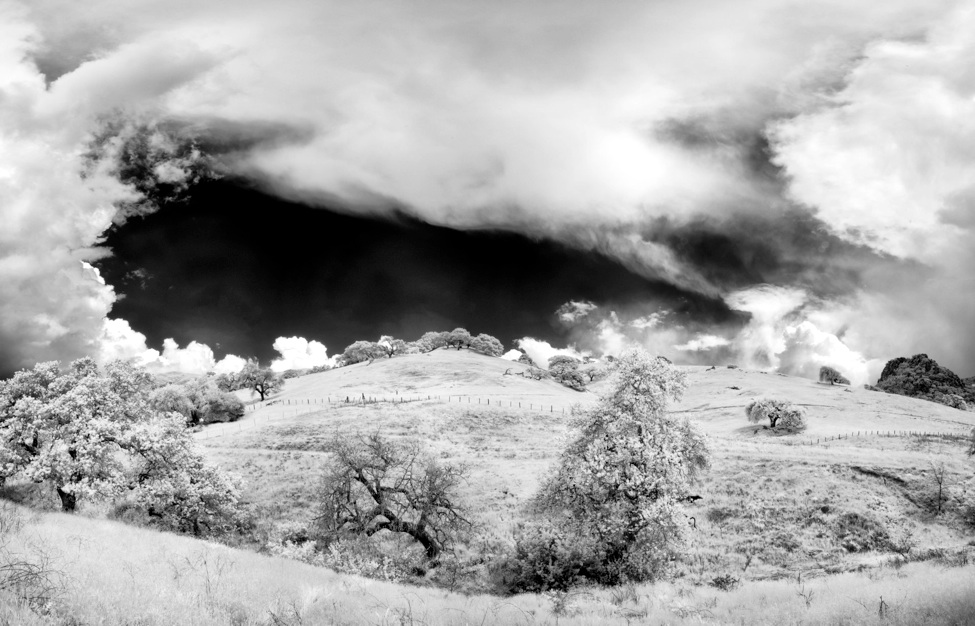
left=246, top=395, right=574, bottom=410
left=202, top=396, right=975, bottom=445
left=796, top=429, right=971, bottom=446
left=199, top=394, right=576, bottom=439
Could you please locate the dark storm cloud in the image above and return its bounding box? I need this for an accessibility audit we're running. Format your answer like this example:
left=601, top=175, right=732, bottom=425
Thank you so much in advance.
left=95, top=178, right=720, bottom=366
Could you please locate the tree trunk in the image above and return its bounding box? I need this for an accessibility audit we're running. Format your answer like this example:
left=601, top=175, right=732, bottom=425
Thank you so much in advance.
left=56, top=486, right=77, bottom=512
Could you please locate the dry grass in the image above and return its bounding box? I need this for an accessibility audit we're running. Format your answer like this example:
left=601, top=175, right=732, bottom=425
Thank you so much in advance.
left=5, top=351, right=975, bottom=623
left=2, top=502, right=973, bottom=625
left=205, top=355, right=975, bottom=580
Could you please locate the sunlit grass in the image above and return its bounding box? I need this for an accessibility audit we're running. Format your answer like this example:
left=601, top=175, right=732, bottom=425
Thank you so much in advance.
left=3, top=502, right=974, bottom=625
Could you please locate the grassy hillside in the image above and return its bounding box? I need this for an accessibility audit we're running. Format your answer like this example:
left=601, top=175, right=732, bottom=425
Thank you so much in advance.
left=203, top=354, right=975, bottom=564
left=5, top=349, right=975, bottom=624
left=2, top=501, right=974, bottom=625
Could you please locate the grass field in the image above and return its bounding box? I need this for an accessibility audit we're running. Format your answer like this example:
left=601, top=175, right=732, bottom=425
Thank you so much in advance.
left=3, top=349, right=975, bottom=624
left=2, top=501, right=974, bottom=625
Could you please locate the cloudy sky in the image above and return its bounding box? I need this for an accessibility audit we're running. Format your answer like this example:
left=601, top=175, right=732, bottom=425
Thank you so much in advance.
left=2, top=0, right=974, bottom=383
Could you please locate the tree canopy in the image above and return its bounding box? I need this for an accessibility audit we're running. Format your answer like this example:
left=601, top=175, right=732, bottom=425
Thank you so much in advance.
left=876, top=354, right=973, bottom=409
left=819, top=366, right=850, bottom=386
left=340, top=341, right=386, bottom=365
left=745, top=398, right=807, bottom=432
left=235, top=360, right=285, bottom=401
left=317, top=433, right=471, bottom=562
left=547, top=355, right=587, bottom=391
left=469, top=333, right=504, bottom=357
left=415, top=331, right=449, bottom=353
left=519, top=349, right=709, bottom=588
left=0, top=359, right=243, bottom=535
left=447, top=328, right=472, bottom=350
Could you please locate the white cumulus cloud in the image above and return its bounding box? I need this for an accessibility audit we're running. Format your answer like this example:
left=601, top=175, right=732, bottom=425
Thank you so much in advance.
left=516, top=338, right=586, bottom=369
left=674, top=334, right=731, bottom=352
left=270, top=336, right=336, bottom=372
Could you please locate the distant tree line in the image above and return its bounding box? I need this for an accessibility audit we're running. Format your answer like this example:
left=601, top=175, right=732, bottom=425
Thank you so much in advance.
left=338, top=328, right=505, bottom=366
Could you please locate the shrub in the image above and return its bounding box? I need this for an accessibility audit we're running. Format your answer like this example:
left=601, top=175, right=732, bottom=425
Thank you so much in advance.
left=933, top=392, right=968, bottom=411
left=491, top=522, right=603, bottom=593
left=833, top=512, right=891, bottom=553
left=709, top=574, right=741, bottom=591
left=745, top=398, right=807, bottom=432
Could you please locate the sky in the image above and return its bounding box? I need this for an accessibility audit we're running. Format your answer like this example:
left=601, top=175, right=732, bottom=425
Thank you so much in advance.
left=1, top=0, right=974, bottom=384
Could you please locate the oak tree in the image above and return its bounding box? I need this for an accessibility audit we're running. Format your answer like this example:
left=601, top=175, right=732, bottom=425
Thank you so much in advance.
left=237, top=360, right=284, bottom=401
left=745, top=398, right=807, bottom=432
left=317, top=433, right=471, bottom=562
left=524, top=349, right=710, bottom=586
left=0, top=359, right=243, bottom=533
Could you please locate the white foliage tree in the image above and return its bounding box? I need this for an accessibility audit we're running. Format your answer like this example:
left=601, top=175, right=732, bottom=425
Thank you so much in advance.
left=526, top=349, right=709, bottom=586
left=0, top=359, right=242, bottom=535
left=745, top=398, right=807, bottom=432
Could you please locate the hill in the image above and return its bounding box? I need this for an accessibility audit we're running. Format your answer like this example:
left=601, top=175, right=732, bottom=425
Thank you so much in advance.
left=201, top=352, right=975, bottom=578
left=5, top=349, right=975, bottom=624
left=248, top=348, right=596, bottom=409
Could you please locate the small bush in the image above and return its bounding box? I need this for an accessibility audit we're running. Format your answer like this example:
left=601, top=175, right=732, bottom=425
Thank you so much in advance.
left=320, top=535, right=423, bottom=582
left=0, top=504, right=63, bottom=612
left=490, top=522, right=604, bottom=593
left=709, top=574, right=741, bottom=591
left=833, top=512, right=891, bottom=553
left=705, top=507, right=735, bottom=525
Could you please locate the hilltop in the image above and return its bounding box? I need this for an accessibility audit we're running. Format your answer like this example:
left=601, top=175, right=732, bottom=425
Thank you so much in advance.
left=243, top=348, right=597, bottom=409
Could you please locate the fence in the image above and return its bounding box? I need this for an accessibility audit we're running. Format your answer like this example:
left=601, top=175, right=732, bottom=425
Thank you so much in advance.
left=798, top=429, right=970, bottom=446
left=248, top=395, right=573, bottom=411
left=199, top=393, right=575, bottom=440
left=210, top=399, right=975, bottom=445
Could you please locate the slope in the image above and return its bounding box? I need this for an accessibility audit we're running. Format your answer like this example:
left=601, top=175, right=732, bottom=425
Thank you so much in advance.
left=4, top=501, right=975, bottom=625
left=199, top=353, right=975, bottom=584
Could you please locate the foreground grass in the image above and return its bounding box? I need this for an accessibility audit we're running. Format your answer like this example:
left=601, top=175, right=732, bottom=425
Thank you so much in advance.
left=2, top=501, right=974, bottom=625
